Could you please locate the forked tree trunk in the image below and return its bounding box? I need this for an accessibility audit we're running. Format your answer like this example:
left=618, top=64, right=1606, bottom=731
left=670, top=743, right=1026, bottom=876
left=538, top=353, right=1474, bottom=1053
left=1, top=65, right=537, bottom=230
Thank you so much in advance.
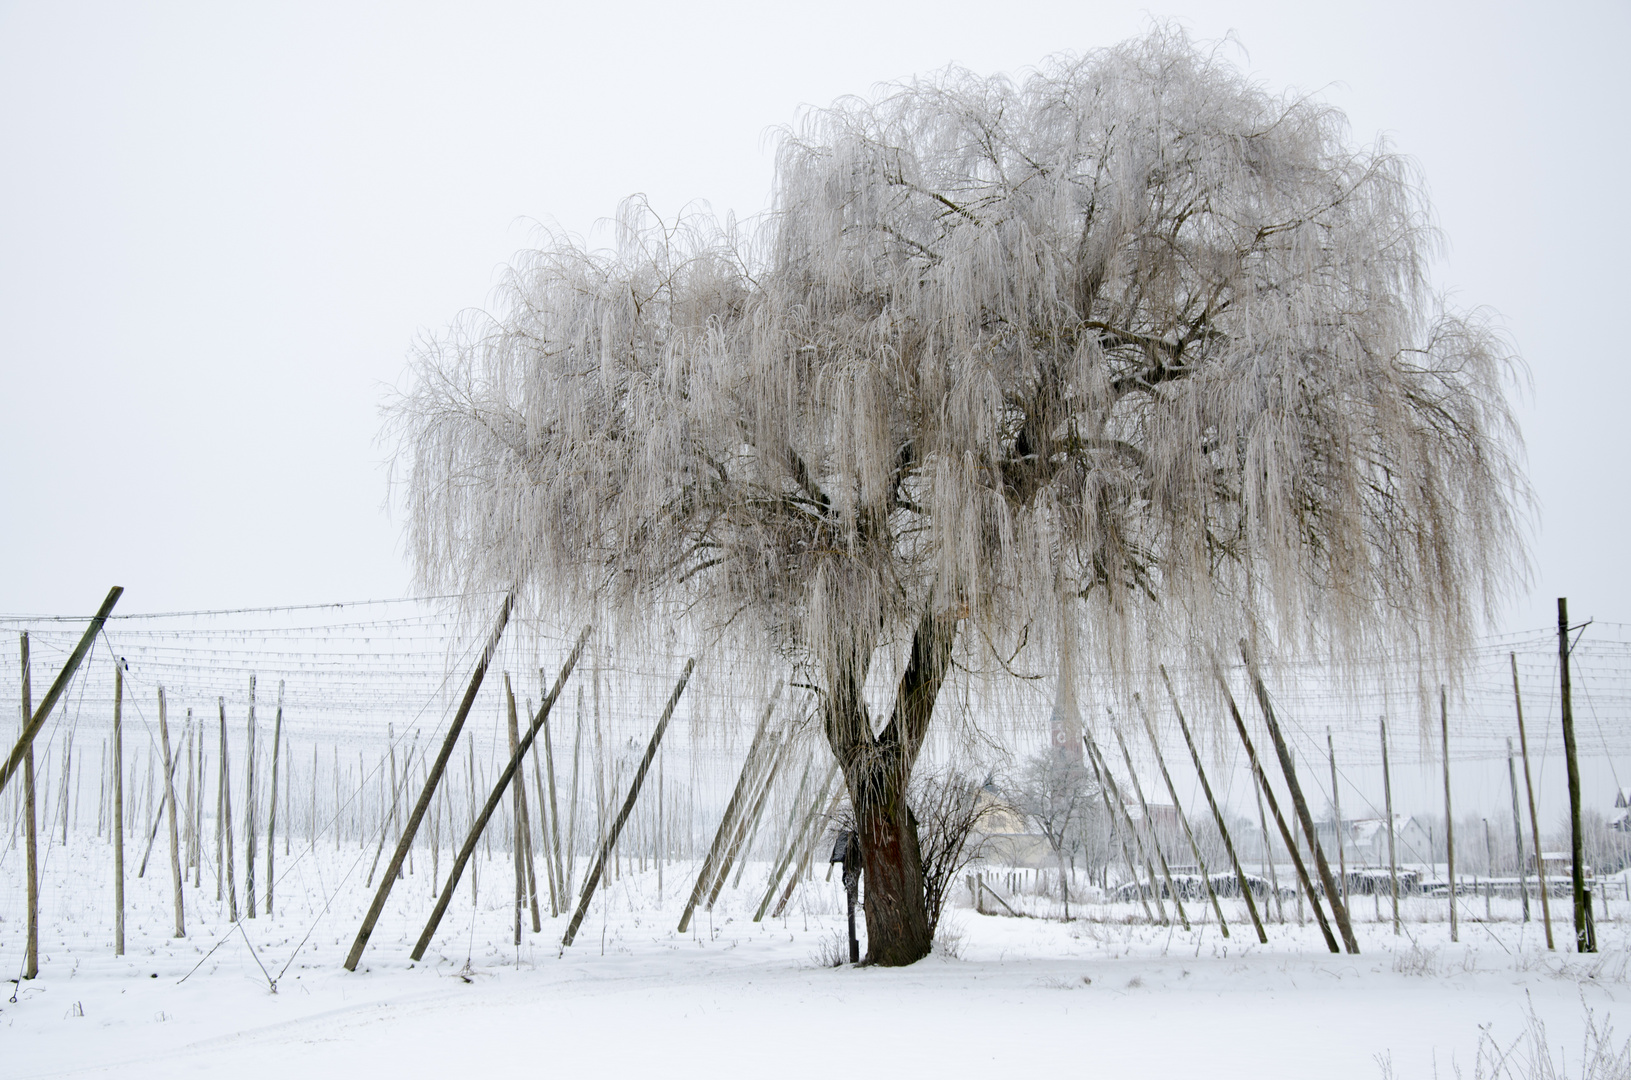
left=824, top=608, right=958, bottom=967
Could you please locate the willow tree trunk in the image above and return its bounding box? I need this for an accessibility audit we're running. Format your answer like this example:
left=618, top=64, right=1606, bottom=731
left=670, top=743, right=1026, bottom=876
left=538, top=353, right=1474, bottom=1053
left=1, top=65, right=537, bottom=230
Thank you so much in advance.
left=824, top=609, right=957, bottom=967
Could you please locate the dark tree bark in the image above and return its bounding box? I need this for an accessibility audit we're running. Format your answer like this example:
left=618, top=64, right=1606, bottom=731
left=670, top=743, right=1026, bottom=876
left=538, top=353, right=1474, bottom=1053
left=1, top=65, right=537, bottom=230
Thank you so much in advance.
left=824, top=608, right=958, bottom=966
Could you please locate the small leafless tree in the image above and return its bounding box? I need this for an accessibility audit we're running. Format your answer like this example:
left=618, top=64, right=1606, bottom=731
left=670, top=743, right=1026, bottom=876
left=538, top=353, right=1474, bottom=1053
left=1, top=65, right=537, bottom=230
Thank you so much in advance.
left=909, top=768, right=997, bottom=937
left=389, top=27, right=1529, bottom=965
left=1009, top=752, right=1101, bottom=919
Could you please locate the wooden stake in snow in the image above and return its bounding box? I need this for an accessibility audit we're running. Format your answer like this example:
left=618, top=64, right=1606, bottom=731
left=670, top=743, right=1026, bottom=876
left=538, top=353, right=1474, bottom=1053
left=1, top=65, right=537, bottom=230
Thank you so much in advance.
left=1558, top=598, right=1595, bottom=952
left=710, top=729, right=792, bottom=908
left=1512, top=652, right=1553, bottom=948
left=114, top=663, right=125, bottom=955
left=561, top=660, right=694, bottom=950
left=1082, top=734, right=1156, bottom=923
left=1212, top=658, right=1336, bottom=951
left=678, top=681, right=781, bottom=933
left=1157, top=668, right=1266, bottom=942
left=343, top=596, right=518, bottom=972
left=762, top=765, right=841, bottom=921
left=1440, top=686, right=1458, bottom=943
left=504, top=676, right=542, bottom=936
left=158, top=687, right=185, bottom=937
left=410, top=632, right=592, bottom=960
left=1238, top=643, right=1357, bottom=954
left=20, top=633, right=38, bottom=978
left=540, top=677, right=565, bottom=911
left=1327, top=729, right=1348, bottom=911
left=1506, top=737, right=1530, bottom=923
left=219, top=697, right=239, bottom=922
left=1112, top=728, right=1188, bottom=931
left=1381, top=717, right=1400, bottom=935
left=245, top=675, right=257, bottom=919
left=266, top=681, right=283, bottom=915
left=0, top=587, right=122, bottom=798
left=1135, top=693, right=1229, bottom=937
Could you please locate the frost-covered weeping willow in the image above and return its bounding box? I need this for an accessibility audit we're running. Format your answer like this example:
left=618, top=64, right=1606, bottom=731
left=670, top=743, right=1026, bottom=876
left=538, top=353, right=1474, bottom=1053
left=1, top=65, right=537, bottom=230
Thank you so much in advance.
left=388, top=29, right=1528, bottom=964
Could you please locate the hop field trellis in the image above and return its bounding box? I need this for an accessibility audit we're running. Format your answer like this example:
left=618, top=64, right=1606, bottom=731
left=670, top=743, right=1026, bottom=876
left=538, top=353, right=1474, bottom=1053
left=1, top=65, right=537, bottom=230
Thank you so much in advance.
left=2, top=594, right=1629, bottom=979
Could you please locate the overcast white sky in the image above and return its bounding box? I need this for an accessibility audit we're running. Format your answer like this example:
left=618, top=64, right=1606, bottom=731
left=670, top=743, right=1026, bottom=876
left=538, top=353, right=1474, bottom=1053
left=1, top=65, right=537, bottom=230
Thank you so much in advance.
left=2, top=0, right=1626, bottom=634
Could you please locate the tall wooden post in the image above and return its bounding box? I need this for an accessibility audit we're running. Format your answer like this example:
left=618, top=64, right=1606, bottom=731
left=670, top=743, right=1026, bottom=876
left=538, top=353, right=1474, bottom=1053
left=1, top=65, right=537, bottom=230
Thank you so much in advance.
left=157, top=688, right=184, bottom=938
left=342, top=598, right=524, bottom=971
left=0, top=587, right=123, bottom=798
left=540, top=675, right=565, bottom=909
left=245, top=675, right=257, bottom=919
left=1113, top=728, right=1189, bottom=930
left=1085, top=734, right=1169, bottom=924
left=218, top=697, right=238, bottom=921
left=677, top=681, right=782, bottom=933
left=1082, top=735, right=1156, bottom=923
left=1507, top=738, right=1530, bottom=922
left=1512, top=653, right=1553, bottom=947
left=21, top=633, right=38, bottom=978
left=560, top=661, right=694, bottom=949
left=1213, top=657, right=1337, bottom=951
left=1135, top=694, right=1229, bottom=935
left=1380, top=717, right=1400, bottom=935
left=1440, top=686, right=1457, bottom=943
left=113, top=663, right=125, bottom=955
left=1157, top=668, right=1266, bottom=942
left=1327, top=730, right=1348, bottom=910
left=266, top=681, right=282, bottom=915
left=1558, top=598, right=1594, bottom=952
left=505, top=676, right=542, bottom=935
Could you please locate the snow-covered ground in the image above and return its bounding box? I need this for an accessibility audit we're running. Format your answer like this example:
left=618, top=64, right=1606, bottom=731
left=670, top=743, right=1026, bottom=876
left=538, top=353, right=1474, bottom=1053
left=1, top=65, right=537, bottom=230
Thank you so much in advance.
left=5, top=837, right=1629, bottom=1079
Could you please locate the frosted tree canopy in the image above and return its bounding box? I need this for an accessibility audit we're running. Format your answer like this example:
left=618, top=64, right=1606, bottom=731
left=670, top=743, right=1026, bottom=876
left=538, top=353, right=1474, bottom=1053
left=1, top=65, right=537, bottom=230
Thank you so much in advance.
left=390, top=28, right=1526, bottom=691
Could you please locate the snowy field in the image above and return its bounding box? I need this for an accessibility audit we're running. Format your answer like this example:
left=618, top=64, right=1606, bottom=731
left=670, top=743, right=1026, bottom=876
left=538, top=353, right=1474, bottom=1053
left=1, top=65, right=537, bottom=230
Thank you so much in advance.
left=6, top=837, right=1631, bottom=1079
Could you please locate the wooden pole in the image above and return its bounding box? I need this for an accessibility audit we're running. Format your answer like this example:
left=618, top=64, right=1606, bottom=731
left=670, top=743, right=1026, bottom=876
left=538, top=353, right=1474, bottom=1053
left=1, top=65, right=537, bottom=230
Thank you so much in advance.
left=1440, top=686, right=1458, bottom=942
left=561, top=659, right=694, bottom=949
left=709, top=730, right=793, bottom=907
left=158, top=688, right=185, bottom=937
left=677, top=681, right=782, bottom=933
left=1086, top=735, right=1169, bottom=924
left=21, top=633, right=38, bottom=978
left=1507, top=737, right=1531, bottom=922
left=342, top=597, right=522, bottom=971
left=1157, top=668, right=1266, bottom=942
left=1136, top=693, right=1229, bottom=936
left=406, top=632, right=590, bottom=961
left=1212, top=657, right=1338, bottom=952
left=565, top=689, right=582, bottom=898
left=219, top=697, right=238, bottom=921
left=1381, top=717, right=1400, bottom=935
left=114, top=664, right=125, bottom=954
left=1558, top=598, right=1594, bottom=952
left=266, top=681, right=282, bottom=915
left=1238, top=643, right=1358, bottom=954
left=540, top=675, right=566, bottom=910
left=245, top=675, right=257, bottom=919
left=1327, top=730, right=1349, bottom=911
left=1512, top=653, right=1553, bottom=947
left=1082, top=734, right=1156, bottom=922
left=505, top=676, right=542, bottom=935
left=764, top=766, right=844, bottom=920
left=528, top=720, right=559, bottom=918
left=1112, top=728, right=1189, bottom=930
left=0, top=587, right=123, bottom=798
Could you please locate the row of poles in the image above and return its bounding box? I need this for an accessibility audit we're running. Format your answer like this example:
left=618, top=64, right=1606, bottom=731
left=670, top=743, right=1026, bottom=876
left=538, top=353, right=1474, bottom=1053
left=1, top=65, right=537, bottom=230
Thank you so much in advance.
left=0, top=589, right=1606, bottom=979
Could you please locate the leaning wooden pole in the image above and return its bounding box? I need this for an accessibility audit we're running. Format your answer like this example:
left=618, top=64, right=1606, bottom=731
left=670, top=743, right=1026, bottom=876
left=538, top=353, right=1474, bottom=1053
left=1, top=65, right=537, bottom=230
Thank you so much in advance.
left=0, top=587, right=123, bottom=798
left=408, top=630, right=591, bottom=961
left=1558, top=598, right=1594, bottom=952
left=1083, top=734, right=1157, bottom=923
left=1506, top=737, right=1531, bottom=924
left=1211, top=657, right=1338, bottom=952
left=1381, top=717, right=1400, bottom=935
left=20, top=633, right=38, bottom=978
left=561, top=660, right=694, bottom=949
left=1135, top=693, right=1230, bottom=937
left=1440, top=686, right=1458, bottom=943
left=1085, top=735, right=1168, bottom=925
left=342, top=595, right=517, bottom=972
left=1512, top=653, right=1553, bottom=948
left=158, top=687, right=185, bottom=937
left=1158, top=667, right=1266, bottom=943
left=265, top=681, right=283, bottom=916
left=114, top=664, right=125, bottom=955
left=677, top=681, right=782, bottom=933
left=504, top=676, right=542, bottom=935
left=1239, top=642, right=1358, bottom=954
left=709, top=730, right=792, bottom=908
left=1113, top=728, right=1189, bottom=931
